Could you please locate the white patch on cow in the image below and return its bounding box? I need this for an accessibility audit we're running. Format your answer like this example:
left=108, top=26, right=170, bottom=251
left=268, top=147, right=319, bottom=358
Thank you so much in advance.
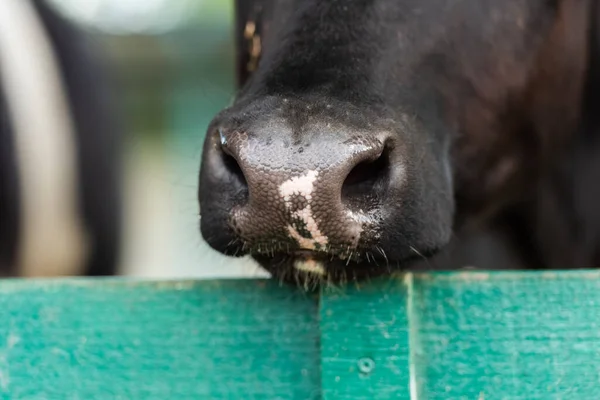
left=279, top=170, right=329, bottom=249
left=279, top=170, right=318, bottom=201
left=292, top=206, right=328, bottom=245
left=294, top=258, right=326, bottom=276
left=0, top=0, right=89, bottom=276
left=287, top=226, right=318, bottom=250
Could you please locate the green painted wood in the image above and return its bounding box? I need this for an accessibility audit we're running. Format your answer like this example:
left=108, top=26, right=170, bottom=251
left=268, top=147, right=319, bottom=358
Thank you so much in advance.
left=0, top=271, right=600, bottom=399
left=319, top=279, right=411, bottom=400
left=317, top=271, right=600, bottom=399
left=409, top=271, right=600, bottom=400
left=0, top=279, right=320, bottom=399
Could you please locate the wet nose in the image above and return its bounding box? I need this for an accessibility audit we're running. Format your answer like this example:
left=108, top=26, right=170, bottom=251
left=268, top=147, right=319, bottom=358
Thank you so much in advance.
left=201, top=125, right=392, bottom=253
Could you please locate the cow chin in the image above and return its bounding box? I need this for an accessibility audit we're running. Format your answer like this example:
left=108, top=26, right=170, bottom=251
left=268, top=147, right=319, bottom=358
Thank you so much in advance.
left=254, top=253, right=390, bottom=287
left=248, top=239, right=446, bottom=287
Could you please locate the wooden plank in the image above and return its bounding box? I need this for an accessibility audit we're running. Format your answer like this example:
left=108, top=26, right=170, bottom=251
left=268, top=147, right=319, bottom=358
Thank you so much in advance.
left=410, top=271, right=600, bottom=399
left=0, top=279, right=320, bottom=399
left=319, top=271, right=600, bottom=399
left=0, top=271, right=599, bottom=399
left=319, top=279, right=411, bottom=399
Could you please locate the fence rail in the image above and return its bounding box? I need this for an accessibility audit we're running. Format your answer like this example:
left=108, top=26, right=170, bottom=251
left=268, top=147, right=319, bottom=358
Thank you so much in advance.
left=0, top=270, right=598, bottom=399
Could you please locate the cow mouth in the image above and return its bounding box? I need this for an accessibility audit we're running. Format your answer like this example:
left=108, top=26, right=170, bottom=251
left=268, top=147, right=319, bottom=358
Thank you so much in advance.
left=251, top=249, right=401, bottom=288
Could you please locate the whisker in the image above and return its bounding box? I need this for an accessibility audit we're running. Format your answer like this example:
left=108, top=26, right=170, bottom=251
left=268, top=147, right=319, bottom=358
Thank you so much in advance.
left=369, top=252, right=379, bottom=266
left=409, top=245, right=427, bottom=261
left=310, top=275, right=320, bottom=292
left=377, top=246, right=389, bottom=266
left=410, top=244, right=433, bottom=269
left=303, top=275, right=310, bottom=292
left=294, top=268, right=301, bottom=288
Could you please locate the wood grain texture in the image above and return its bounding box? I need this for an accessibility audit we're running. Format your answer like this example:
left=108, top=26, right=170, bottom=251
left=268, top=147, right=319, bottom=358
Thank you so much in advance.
left=409, top=271, right=600, bottom=400
left=0, top=278, right=320, bottom=399
left=0, top=271, right=599, bottom=399
left=319, top=279, right=411, bottom=400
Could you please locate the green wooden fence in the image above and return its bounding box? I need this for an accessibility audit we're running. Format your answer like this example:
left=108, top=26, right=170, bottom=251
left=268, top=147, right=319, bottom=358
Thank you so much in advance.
left=0, top=270, right=598, bottom=399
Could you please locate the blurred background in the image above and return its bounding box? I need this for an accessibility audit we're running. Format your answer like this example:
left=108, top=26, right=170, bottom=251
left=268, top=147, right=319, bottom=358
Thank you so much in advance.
left=49, top=0, right=267, bottom=279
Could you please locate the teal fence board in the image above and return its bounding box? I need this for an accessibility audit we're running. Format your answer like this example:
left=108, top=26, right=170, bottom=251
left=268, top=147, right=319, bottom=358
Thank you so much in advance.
left=0, top=271, right=599, bottom=398
left=320, top=279, right=411, bottom=400
left=0, top=280, right=320, bottom=399
left=409, top=272, right=600, bottom=400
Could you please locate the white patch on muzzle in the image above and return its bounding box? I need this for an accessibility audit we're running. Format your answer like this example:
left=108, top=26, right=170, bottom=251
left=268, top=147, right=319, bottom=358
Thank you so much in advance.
left=279, top=170, right=328, bottom=250
left=0, top=0, right=89, bottom=276
left=293, top=258, right=325, bottom=275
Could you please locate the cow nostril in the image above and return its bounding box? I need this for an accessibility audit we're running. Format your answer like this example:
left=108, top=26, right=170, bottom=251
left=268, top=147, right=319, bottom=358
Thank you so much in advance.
left=220, top=147, right=249, bottom=196
left=342, top=147, right=390, bottom=207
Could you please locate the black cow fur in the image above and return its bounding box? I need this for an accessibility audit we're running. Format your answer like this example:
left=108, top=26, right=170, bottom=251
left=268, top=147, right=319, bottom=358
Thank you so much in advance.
left=199, top=0, right=600, bottom=282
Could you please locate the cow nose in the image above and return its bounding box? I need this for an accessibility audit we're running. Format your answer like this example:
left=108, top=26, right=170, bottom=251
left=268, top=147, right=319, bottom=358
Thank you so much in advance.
left=204, top=126, right=392, bottom=253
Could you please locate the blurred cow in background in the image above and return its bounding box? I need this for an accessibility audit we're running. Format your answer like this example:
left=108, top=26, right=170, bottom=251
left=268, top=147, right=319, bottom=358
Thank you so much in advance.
left=0, top=0, right=123, bottom=277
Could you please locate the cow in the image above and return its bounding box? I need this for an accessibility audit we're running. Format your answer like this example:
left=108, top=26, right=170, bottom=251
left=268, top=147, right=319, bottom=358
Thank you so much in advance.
left=199, top=0, right=600, bottom=285
left=0, top=0, right=123, bottom=277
